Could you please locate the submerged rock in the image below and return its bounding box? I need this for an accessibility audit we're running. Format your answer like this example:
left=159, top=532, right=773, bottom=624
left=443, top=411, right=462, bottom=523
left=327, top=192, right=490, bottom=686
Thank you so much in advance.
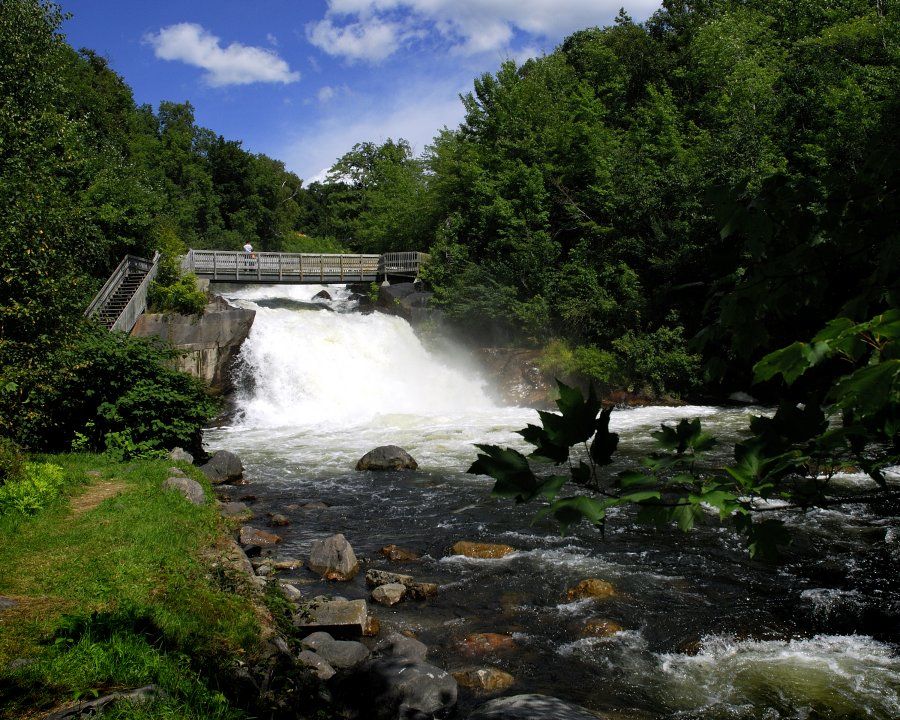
left=467, top=694, right=600, bottom=720
left=219, top=501, right=253, bottom=520
left=566, top=579, right=616, bottom=601
left=269, top=513, right=290, bottom=527
left=457, top=633, right=517, bottom=656
left=309, top=533, right=359, bottom=580
left=407, top=581, right=439, bottom=600
left=162, top=476, right=205, bottom=505
left=579, top=619, right=624, bottom=638
left=355, top=445, right=418, bottom=471
left=451, top=541, right=516, bottom=559
left=380, top=544, right=421, bottom=562
left=200, top=450, right=244, bottom=485
left=313, top=289, right=333, bottom=301
left=452, top=667, right=515, bottom=693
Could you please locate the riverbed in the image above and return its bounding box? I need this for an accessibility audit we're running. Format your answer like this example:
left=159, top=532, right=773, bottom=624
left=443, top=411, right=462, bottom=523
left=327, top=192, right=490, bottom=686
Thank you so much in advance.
left=205, top=284, right=900, bottom=719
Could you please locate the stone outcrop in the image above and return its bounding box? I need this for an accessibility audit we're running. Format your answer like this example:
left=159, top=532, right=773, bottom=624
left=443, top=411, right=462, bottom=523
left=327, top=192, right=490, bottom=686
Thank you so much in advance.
left=356, top=446, right=418, bottom=471
left=168, top=447, right=194, bottom=463
left=476, top=348, right=554, bottom=408
left=375, top=633, right=428, bottom=661
left=162, top=476, right=205, bottom=505
left=131, top=296, right=255, bottom=394
left=344, top=656, right=457, bottom=720
left=200, top=450, right=244, bottom=484
left=377, top=282, right=434, bottom=324
left=308, top=533, right=359, bottom=580
left=467, top=694, right=601, bottom=720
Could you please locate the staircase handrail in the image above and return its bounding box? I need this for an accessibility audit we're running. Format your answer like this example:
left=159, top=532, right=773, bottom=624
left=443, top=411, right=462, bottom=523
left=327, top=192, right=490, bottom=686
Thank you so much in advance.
left=110, top=252, right=161, bottom=333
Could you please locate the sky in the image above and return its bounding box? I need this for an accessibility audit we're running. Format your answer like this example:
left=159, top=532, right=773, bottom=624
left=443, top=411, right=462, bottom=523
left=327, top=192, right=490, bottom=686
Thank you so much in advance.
left=63, top=0, right=660, bottom=183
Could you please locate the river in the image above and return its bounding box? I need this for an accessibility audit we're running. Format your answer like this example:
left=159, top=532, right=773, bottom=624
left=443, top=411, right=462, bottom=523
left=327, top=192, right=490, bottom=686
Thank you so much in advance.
left=204, top=284, right=900, bottom=719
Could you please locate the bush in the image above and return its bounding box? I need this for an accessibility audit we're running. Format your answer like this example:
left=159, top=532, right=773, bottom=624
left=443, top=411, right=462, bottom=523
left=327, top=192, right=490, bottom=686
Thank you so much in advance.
left=0, top=436, right=24, bottom=487
left=540, top=339, right=623, bottom=387
left=613, top=324, right=701, bottom=396
left=148, top=273, right=207, bottom=316
left=280, top=232, right=348, bottom=254
left=0, top=325, right=218, bottom=455
left=0, top=462, right=66, bottom=515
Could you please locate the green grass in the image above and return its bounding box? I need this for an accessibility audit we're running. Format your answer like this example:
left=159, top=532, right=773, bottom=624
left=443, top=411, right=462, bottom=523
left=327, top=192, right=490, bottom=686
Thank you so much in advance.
left=0, top=454, right=261, bottom=719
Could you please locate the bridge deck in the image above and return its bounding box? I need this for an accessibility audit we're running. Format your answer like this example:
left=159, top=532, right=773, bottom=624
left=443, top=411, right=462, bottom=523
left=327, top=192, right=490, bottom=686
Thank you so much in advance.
left=183, top=250, right=427, bottom=284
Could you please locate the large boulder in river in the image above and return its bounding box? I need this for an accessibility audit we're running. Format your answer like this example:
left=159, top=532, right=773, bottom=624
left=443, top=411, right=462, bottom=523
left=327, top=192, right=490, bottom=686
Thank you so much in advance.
left=467, top=694, right=601, bottom=720
left=356, top=446, right=418, bottom=471
left=308, top=533, right=359, bottom=580
left=343, top=656, right=457, bottom=720
left=200, top=450, right=244, bottom=484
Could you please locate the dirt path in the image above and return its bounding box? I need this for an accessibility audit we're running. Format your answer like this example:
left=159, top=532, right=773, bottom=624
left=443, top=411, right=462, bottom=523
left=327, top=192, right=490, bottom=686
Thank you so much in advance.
left=69, top=480, right=128, bottom=517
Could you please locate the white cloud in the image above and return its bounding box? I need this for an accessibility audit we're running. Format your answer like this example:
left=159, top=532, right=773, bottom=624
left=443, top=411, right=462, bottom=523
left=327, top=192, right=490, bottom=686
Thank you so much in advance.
left=267, top=33, right=279, bottom=46
left=145, top=23, right=300, bottom=86
left=282, top=78, right=467, bottom=183
left=308, top=0, right=660, bottom=62
left=317, top=85, right=336, bottom=103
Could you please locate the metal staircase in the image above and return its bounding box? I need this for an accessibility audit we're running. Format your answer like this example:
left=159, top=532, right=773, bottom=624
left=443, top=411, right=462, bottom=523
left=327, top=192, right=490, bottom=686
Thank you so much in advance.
left=85, top=253, right=160, bottom=332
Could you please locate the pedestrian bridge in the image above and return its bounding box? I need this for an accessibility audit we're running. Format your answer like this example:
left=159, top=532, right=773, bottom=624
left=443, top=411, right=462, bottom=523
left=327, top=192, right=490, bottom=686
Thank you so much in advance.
left=182, top=249, right=428, bottom=284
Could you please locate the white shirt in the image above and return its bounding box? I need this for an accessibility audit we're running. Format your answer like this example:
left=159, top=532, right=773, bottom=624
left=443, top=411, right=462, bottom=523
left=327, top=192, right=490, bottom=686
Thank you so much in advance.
left=243, top=243, right=253, bottom=253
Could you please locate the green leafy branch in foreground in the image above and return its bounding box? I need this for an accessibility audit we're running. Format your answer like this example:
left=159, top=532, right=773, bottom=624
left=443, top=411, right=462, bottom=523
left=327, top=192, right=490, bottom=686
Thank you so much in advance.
left=469, top=310, right=900, bottom=559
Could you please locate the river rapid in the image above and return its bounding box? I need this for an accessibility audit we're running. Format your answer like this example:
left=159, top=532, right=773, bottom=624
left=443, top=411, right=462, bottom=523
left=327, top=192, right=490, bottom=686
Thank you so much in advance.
left=204, top=284, right=900, bottom=719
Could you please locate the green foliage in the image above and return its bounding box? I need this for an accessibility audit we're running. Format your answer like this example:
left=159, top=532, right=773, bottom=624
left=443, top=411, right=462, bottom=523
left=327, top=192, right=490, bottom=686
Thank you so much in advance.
left=0, top=455, right=261, bottom=719
left=612, top=323, right=701, bottom=395
left=0, top=438, right=25, bottom=487
left=280, top=232, right=348, bottom=254
left=148, top=273, right=208, bottom=316
left=0, top=327, right=218, bottom=455
left=470, top=311, right=900, bottom=557
left=0, top=462, right=66, bottom=515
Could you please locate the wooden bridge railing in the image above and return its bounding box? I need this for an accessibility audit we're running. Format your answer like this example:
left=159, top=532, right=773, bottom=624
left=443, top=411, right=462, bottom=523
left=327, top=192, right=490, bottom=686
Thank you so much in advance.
left=183, top=249, right=428, bottom=284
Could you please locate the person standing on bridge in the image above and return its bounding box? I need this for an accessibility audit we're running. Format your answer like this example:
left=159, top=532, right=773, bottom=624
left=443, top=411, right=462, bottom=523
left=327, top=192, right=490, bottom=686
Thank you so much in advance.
left=243, top=241, right=253, bottom=254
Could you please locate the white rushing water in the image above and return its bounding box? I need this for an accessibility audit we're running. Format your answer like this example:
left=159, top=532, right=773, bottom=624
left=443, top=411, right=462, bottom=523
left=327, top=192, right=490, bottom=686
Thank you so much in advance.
left=203, top=284, right=900, bottom=719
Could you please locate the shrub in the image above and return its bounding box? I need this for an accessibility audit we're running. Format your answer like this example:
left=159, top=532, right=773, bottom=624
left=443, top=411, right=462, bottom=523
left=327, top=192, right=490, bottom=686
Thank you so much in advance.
left=613, top=324, right=701, bottom=396
left=0, top=436, right=25, bottom=487
left=540, top=339, right=623, bottom=387
left=148, top=273, right=207, bottom=316
left=0, top=462, right=66, bottom=515
left=0, top=326, right=218, bottom=455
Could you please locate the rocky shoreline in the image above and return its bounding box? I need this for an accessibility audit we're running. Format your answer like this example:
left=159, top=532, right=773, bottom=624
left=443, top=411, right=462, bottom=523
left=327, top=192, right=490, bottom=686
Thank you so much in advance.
left=170, top=444, right=615, bottom=720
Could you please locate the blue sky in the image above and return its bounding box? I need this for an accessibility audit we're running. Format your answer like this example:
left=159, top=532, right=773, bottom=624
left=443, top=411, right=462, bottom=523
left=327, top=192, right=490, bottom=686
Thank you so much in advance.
left=64, top=1, right=660, bottom=183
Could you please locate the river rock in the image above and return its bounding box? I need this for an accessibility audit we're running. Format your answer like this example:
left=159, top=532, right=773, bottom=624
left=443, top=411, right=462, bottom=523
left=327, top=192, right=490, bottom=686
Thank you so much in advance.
left=219, top=501, right=253, bottom=520
left=273, top=558, right=302, bottom=571
left=407, top=581, right=439, bottom=600
left=162, top=476, right=205, bottom=505
left=347, top=656, right=457, bottom=719
left=580, top=619, right=624, bottom=638
left=451, top=541, right=516, bottom=559
left=458, top=633, right=517, bottom=656
left=269, top=513, right=290, bottom=527
left=168, top=447, right=194, bottom=464
left=380, top=544, right=420, bottom=562
left=298, top=649, right=336, bottom=680
left=366, top=569, right=414, bottom=588
left=316, top=639, right=371, bottom=669
left=167, top=467, right=185, bottom=476
left=313, top=289, right=333, bottom=301
left=239, top=525, right=281, bottom=548
left=453, top=667, right=515, bottom=693
left=301, top=631, right=336, bottom=652
left=364, top=615, right=381, bottom=637
left=375, top=633, right=428, bottom=660
left=372, top=583, right=406, bottom=606
left=355, top=445, right=419, bottom=471
left=309, top=533, right=359, bottom=580
left=43, top=685, right=162, bottom=720
left=200, top=450, right=244, bottom=485
left=294, top=598, right=368, bottom=638
left=566, top=579, right=616, bottom=601
left=280, top=583, right=303, bottom=603
left=467, top=693, right=601, bottom=720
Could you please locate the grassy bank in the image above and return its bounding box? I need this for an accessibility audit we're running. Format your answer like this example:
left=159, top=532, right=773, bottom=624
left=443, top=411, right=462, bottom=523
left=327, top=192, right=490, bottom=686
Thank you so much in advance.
left=0, top=454, right=262, bottom=719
